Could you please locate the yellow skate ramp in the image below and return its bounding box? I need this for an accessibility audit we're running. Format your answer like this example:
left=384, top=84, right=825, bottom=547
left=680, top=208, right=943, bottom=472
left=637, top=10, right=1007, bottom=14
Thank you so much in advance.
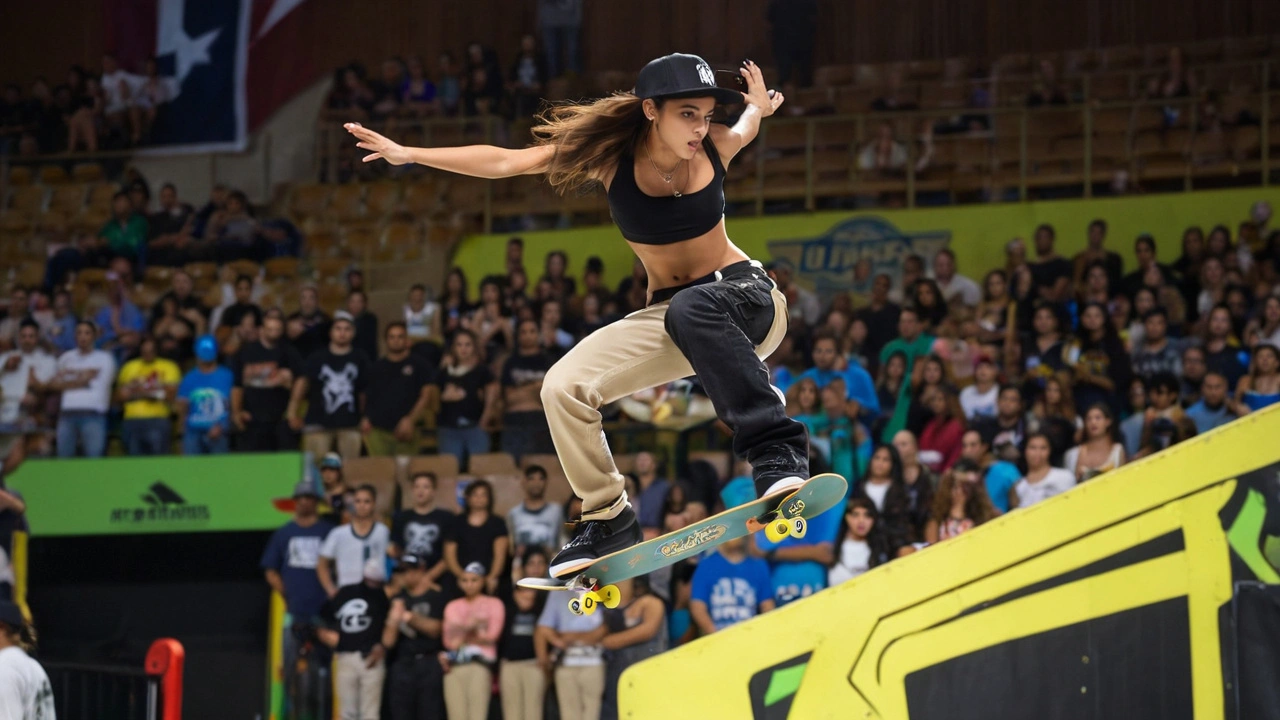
left=620, top=405, right=1280, bottom=719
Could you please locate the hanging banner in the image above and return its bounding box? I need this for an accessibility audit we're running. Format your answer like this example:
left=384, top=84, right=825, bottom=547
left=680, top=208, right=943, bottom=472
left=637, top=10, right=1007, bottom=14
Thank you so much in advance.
left=7, top=453, right=304, bottom=536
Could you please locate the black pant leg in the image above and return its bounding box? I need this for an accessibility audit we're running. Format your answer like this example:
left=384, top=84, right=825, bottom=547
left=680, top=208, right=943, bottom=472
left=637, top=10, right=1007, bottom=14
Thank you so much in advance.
left=664, top=271, right=809, bottom=495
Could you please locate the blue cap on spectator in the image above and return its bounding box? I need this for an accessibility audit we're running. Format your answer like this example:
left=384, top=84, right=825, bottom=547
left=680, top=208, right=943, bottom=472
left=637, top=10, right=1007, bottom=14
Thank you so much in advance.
left=319, top=452, right=343, bottom=470
left=194, top=334, right=217, bottom=362
left=720, top=477, right=755, bottom=510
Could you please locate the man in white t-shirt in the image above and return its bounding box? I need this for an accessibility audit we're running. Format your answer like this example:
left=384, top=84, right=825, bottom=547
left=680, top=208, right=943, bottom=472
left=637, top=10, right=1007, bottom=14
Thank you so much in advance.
left=931, top=248, right=981, bottom=308
left=101, top=54, right=144, bottom=142
left=959, top=358, right=1000, bottom=421
left=49, top=320, right=116, bottom=457
left=318, top=484, right=390, bottom=595
left=0, top=321, right=56, bottom=455
left=0, top=600, right=54, bottom=720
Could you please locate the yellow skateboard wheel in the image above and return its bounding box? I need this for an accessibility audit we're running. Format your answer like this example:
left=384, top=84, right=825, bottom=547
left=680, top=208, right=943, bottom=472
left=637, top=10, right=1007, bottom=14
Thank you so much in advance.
left=568, top=597, right=584, bottom=616
left=581, top=591, right=600, bottom=615
left=765, top=518, right=790, bottom=543
left=599, top=585, right=621, bottom=609
left=790, top=517, right=807, bottom=539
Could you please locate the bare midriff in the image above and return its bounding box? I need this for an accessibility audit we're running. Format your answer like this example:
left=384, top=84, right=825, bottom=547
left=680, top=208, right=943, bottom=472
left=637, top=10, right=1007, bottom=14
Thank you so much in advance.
left=626, top=219, right=751, bottom=300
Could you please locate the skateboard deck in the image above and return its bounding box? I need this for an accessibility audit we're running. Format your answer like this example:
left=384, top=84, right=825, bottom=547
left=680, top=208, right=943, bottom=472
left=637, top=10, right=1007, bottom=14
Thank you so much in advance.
left=518, top=473, right=847, bottom=602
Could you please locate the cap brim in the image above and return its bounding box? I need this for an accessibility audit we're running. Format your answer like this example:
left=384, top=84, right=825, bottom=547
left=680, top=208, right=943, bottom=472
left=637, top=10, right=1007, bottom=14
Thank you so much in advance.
left=662, top=87, right=744, bottom=106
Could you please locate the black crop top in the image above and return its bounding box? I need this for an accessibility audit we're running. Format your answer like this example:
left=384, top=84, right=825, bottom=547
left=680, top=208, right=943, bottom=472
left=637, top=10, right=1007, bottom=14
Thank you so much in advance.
left=607, top=135, right=726, bottom=245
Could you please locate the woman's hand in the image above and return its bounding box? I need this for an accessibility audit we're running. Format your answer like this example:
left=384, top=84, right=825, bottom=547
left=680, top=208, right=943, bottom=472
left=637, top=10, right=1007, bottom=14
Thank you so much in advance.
left=739, top=60, right=784, bottom=117
left=345, top=123, right=412, bottom=165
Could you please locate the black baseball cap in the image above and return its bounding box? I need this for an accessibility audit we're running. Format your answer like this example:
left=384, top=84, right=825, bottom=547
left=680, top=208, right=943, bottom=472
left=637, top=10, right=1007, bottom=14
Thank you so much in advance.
left=635, top=53, right=741, bottom=105
left=0, top=601, right=26, bottom=631
left=396, top=554, right=429, bottom=571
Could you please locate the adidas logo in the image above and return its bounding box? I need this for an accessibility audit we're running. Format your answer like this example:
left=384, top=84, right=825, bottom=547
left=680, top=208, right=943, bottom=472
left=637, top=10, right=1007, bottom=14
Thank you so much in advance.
left=111, top=482, right=211, bottom=524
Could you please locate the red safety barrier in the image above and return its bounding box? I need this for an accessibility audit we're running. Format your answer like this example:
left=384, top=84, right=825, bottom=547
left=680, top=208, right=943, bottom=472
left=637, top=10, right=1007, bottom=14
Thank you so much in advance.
left=145, top=639, right=185, bottom=720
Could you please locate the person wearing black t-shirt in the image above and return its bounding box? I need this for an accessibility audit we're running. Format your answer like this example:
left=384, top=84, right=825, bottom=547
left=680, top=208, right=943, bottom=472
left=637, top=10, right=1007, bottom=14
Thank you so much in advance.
left=150, top=270, right=209, bottom=328
left=147, top=183, right=197, bottom=267
left=317, top=558, right=394, bottom=720
left=232, top=314, right=303, bottom=451
left=1028, top=224, right=1073, bottom=304
left=854, top=274, right=901, bottom=373
left=287, top=286, right=332, bottom=360
left=500, top=319, right=555, bottom=462
left=500, top=548, right=549, bottom=720
left=220, top=275, right=264, bottom=331
left=435, top=330, right=499, bottom=471
left=361, top=323, right=435, bottom=457
left=289, top=316, right=370, bottom=461
left=1071, top=219, right=1124, bottom=294
left=443, top=479, right=509, bottom=598
left=390, top=472, right=453, bottom=585
left=346, top=290, right=379, bottom=362
left=385, top=554, right=447, bottom=720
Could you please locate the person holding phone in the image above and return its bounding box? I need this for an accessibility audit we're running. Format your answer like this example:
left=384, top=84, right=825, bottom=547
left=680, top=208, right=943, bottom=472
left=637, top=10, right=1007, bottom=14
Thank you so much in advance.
left=346, top=53, right=807, bottom=578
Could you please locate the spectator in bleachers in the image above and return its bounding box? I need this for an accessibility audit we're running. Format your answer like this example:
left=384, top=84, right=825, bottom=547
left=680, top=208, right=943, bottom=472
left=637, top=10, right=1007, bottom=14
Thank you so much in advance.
left=231, top=313, right=301, bottom=451
left=319, top=483, right=390, bottom=596
left=505, top=237, right=526, bottom=276
left=209, top=190, right=266, bottom=264
left=690, top=536, right=774, bottom=636
left=403, top=283, right=441, bottom=360
left=854, top=274, right=901, bottom=367
left=445, top=480, right=509, bottom=597
left=291, top=315, right=369, bottom=462
left=1077, top=260, right=1114, bottom=308
left=94, top=266, right=145, bottom=367
left=1179, top=344, right=1209, bottom=405
left=435, top=52, right=463, bottom=117
left=146, top=183, right=197, bottom=267
left=500, top=318, right=555, bottom=462
left=318, top=453, right=351, bottom=525
left=959, top=428, right=1020, bottom=514
left=857, top=122, right=908, bottom=174
left=1131, top=307, right=1180, bottom=382
left=100, top=54, right=144, bottom=145
left=346, top=290, right=379, bottom=361
left=261, top=480, right=335, bottom=718
left=890, top=430, right=936, bottom=536
left=51, top=320, right=115, bottom=458
left=325, top=65, right=375, bottom=121
left=1028, top=224, right=1072, bottom=304
left=27, top=78, right=62, bottom=154
left=507, top=465, right=563, bottom=570
left=318, top=557, right=391, bottom=720
left=765, top=258, right=820, bottom=329
left=385, top=553, right=447, bottom=720
left=1245, top=295, right=1280, bottom=350
left=537, top=587, right=606, bottom=720
left=1027, top=59, right=1069, bottom=107
left=463, top=276, right=514, bottom=365
left=827, top=498, right=890, bottom=586
left=128, top=179, right=152, bottom=216
left=508, top=34, right=549, bottom=119
left=539, top=251, right=575, bottom=301
left=850, top=444, right=911, bottom=551
left=0, top=84, right=33, bottom=151
left=463, top=46, right=506, bottom=119
left=797, top=332, right=877, bottom=410
left=1065, top=302, right=1130, bottom=416
left=629, top=452, right=668, bottom=540
left=390, top=472, right=452, bottom=582
left=879, top=308, right=935, bottom=442
left=362, top=322, right=434, bottom=457
left=150, top=296, right=202, bottom=365
left=870, top=65, right=917, bottom=112
left=1185, top=372, right=1233, bottom=434
left=435, top=330, right=499, bottom=468
left=1201, top=304, right=1247, bottom=390
left=218, top=275, right=264, bottom=333
left=599, top=575, right=667, bottom=720
left=1072, top=219, right=1124, bottom=294
left=0, top=321, right=55, bottom=451
left=614, top=257, right=648, bottom=315
left=371, top=57, right=406, bottom=120
left=134, top=57, right=174, bottom=142
left=66, top=70, right=103, bottom=154
left=177, top=335, right=233, bottom=455
left=1020, top=302, right=1070, bottom=393
left=441, top=562, right=504, bottom=720
left=908, top=278, right=948, bottom=332
left=1010, top=432, right=1075, bottom=510
left=287, top=285, right=330, bottom=360
left=44, top=291, right=77, bottom=355
left=1122, top=234, right=1177, bottom=300
left=973, top=384, right=1027, bottom=464
left=931, top=248, right=981, bottom=309
left=1063, top=404, right=1125, bottom=482
left=115, top=336, right=179, bottom=455
left=399, top=55, right=439, bottom=118
left=1234, top=343, right=1280, bottom=414
left=536, top=299, right=574, bottom=357
left=500, top=548, right=548, bottom=720
left=99, top=192, right=148, bottom=266
left=0, top=288, right=30, bottom=352
left=917, top=386, right=965, bottom=474
left=960, top=357, right=999, bottom=420
left=537, top=0, right=583, bottom=79
left=439, top=269, right=471, bottom=340
left=923, top=460, right=998, bottom=543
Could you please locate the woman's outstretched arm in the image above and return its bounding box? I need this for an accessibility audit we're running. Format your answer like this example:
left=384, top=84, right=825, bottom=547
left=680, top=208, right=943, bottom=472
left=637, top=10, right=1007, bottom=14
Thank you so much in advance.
left=711, top=60, right=785, bottom=163
left=345, top=122, right=555, bottom=179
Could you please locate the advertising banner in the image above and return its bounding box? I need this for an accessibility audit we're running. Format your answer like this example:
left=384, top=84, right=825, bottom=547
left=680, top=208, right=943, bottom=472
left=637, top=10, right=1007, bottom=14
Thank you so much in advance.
left=7, top=453, right=303, bottom=537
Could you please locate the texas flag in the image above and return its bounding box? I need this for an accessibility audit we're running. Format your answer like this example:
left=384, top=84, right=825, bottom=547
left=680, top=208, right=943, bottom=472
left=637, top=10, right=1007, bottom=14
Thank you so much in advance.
left=104, top=0, right=318, bottom=153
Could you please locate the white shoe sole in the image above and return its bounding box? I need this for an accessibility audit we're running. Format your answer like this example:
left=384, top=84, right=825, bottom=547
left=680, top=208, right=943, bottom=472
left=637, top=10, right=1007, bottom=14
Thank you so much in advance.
left=549, top=557, right=596, bottom=578
left=763, top=476, right=806, bottom=498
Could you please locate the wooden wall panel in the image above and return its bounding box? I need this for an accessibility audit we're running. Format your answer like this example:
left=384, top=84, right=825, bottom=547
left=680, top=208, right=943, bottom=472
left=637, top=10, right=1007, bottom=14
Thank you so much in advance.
left=2, top=1, right=1278, bottom=89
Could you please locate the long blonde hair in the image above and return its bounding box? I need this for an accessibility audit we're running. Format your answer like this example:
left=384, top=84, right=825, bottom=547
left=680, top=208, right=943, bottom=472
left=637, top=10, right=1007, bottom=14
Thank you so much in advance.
left=531, top=92, right=652, bottom=195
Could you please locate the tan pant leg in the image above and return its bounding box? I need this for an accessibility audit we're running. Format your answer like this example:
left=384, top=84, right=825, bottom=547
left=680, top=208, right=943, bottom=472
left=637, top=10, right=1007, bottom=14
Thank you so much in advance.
left=444, top=666, right=466, bottom=719
left=460, top=663, right=491, bottom=720
left=303, top=430, right=333, bottom=459
left=540, top=304, right=694, bottom=517
left=500, top=660, right=523, bottom=720
left=337, top=429, right=363, bottom=462
left=520, top=660, right=547, bottom=720
left=359, top=660, right=385, bottom=720
left=554, top=666, right=582, bottom=720
left=334, top=652, right=361, bottom=720
left=575, top=665, right=605, bottom=720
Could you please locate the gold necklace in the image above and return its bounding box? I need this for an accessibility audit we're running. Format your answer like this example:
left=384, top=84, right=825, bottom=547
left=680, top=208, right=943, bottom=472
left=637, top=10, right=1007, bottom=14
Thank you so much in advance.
left=643, top=143, right=685, bottom=197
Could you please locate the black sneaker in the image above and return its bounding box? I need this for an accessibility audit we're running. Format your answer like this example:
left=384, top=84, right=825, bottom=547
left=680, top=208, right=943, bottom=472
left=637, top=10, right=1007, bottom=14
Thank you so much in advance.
left=550, top=505, right=642, bottom=578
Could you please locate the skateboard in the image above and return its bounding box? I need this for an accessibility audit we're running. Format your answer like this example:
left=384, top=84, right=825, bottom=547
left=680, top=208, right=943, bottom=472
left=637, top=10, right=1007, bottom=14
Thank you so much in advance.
left=518, top=473, right=848, bottom=615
